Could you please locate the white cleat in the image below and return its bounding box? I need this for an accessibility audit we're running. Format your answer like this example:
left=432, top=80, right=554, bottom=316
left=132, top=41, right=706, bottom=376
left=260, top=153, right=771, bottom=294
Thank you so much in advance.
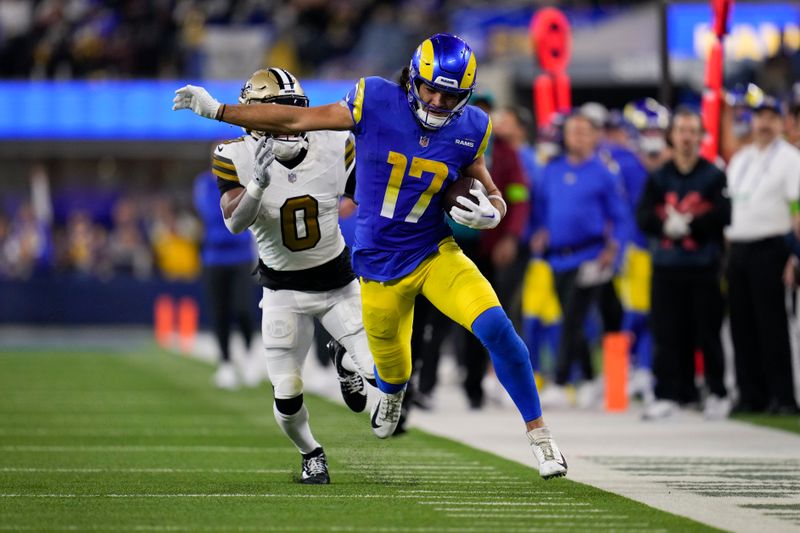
left=370, top=389, right=405, bottom=439
left=527, top=427, right=568, bottom=480
left=703, top=394, right=732, bottom=420
left=539, top=385, right=571, bottom=409
left=641, top=399, right=678, bottom=421
left=213, top=362, right=239, bottom=390
left=576, top=379, right=603, bottom=409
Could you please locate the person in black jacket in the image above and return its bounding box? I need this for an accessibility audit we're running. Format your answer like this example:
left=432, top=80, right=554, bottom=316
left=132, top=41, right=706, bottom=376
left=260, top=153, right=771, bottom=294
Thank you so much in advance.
left=636, top=107, right=732, bottom=420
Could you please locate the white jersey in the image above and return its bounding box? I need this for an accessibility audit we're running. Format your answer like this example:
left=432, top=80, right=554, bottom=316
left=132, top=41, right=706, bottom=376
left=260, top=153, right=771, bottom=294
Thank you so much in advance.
left=212, top=130, right=354, bottom=271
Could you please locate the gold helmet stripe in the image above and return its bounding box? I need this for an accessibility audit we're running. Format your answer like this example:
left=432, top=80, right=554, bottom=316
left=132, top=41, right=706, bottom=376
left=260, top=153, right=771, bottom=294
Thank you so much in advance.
left=460, top=52, right=476, bottom=89
left=418, top=39, right=435, bottom=81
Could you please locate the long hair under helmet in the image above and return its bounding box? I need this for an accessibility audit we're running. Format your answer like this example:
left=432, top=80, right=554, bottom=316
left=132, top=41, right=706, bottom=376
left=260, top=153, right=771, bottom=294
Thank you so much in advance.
left=406, top=33, right=477, bottom=130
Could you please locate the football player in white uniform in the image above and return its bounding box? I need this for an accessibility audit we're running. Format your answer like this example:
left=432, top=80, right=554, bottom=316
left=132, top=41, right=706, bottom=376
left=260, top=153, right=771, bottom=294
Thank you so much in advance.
left=212, top=68, right=375, bottom=485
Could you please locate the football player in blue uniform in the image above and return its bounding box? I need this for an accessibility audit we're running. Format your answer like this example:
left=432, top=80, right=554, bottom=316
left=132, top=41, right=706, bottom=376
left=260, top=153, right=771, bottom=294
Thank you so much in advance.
left=173, top=33, right=567, bottom=479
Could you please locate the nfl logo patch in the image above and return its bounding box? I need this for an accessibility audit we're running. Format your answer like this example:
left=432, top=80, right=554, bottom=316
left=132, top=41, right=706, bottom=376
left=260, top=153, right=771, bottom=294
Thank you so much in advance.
left=419, top=136, right=429, bottom=147
left=288, top=172, right=297, bottom=183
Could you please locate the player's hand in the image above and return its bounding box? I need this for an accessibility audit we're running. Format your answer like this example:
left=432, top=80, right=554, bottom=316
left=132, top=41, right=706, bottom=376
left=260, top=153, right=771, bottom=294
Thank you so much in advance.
left=172, top=85, right=221, bottom=119
left=663, top=205, right=692, bottom=239
left=253, top=136, right=275, bottom=189
left=449, top=188, right=501, bottom=230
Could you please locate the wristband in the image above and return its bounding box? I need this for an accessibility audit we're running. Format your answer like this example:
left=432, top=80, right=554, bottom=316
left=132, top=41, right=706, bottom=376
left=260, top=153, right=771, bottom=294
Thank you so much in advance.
left=217, top=104, right=226, bottom=121
left=246, top=180, right=265, bottom=200
left=488, top=194, right=507, bottom=218
left=791, top=200, right=800, bottom=216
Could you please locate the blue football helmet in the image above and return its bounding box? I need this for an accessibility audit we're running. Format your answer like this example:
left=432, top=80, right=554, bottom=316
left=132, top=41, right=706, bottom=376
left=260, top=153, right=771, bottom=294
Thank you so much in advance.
left=407, top=33, right=477, bottom=130
left=624, top=98, right=670, bottom=155
left=623, top=98, right=670, bottom=132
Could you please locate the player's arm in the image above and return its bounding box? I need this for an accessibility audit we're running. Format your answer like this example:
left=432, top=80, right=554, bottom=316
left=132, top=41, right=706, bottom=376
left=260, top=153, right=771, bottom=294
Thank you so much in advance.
left=221, top=102, right=353, bottom=134
left=173, top=85, right=354, bottom=134
left=217, top=137, right=275, bottom=234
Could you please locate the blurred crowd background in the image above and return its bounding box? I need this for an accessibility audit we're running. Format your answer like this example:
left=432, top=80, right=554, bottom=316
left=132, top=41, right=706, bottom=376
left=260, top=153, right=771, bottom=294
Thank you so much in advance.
left=2, top=0, right=800, bottom=416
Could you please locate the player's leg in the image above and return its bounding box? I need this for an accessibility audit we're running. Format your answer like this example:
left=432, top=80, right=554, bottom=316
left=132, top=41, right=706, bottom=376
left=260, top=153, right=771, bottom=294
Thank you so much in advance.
left=318, top=279, right=375, bottom=380
left=359, top=275, right=418, bottom=438
left=261, top=289, right=328, bottom=484
left=620, top=246, right=654, bottom=401
left=421, top=238, right=567, bottom=479
left=232, top=262, right=261, bottom=386
left=317, top=279, right=374, bottom=413
left=203, top=265, right=237, bottom=389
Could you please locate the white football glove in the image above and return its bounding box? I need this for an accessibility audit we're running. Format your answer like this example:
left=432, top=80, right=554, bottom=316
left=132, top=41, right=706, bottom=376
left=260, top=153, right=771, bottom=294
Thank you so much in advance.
left=449, top=188, right=502, bottom=230
left=663, top=204, right=692, bottom=240
left=172, top=85, right=221, bottom=120
left=253, top=136, right=275, bottom=189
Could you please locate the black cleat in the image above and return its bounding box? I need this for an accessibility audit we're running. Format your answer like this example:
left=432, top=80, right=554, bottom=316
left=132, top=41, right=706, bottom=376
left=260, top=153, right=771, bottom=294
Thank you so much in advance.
left=326, top=339, right=367, bottom=413
left=300, top=447, right=330, bottom=485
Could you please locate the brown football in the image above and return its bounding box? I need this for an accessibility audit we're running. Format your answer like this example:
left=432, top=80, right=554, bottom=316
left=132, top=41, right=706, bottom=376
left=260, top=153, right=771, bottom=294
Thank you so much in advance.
left=442, top=176, right=482, bottom=215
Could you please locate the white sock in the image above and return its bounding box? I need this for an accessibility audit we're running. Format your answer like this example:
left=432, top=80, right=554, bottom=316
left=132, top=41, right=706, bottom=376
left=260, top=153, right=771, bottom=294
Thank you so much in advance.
left=272, top=402, right=320, bottom=455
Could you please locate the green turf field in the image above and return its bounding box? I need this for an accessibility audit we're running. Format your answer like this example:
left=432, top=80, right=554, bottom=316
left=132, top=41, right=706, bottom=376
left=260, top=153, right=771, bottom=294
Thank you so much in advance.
left=733, top=413, right=800, bottom=436
left=0, top=346, right=719, bottom=532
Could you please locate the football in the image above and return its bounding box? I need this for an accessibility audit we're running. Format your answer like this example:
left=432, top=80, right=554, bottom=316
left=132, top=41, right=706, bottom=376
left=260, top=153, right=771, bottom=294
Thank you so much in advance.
left=442, top=176, right=484, bottom=215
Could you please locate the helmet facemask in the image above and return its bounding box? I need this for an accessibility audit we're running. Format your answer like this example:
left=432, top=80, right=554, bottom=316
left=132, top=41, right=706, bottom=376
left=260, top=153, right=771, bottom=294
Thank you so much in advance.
left=407, top=72, right=472, bottom=130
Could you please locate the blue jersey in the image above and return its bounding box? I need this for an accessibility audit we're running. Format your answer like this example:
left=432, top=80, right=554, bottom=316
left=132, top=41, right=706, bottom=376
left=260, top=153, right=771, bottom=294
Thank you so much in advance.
left=599, top=142, right=649, bottom=248
left=535, top=155, right=631, bottom=273
left=343, top=76, right=492, bottom=281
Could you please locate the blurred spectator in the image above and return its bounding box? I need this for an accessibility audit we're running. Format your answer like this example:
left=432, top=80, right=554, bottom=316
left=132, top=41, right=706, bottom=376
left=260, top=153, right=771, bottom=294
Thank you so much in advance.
left=495, top=105, right=561, bottom=383
left=787, top=83, right=800, bottom=149
left=725, top=90, right=800, bottom=415
left=0, top=210, right=12, bottom=278
left=604, top=109, right=634, bottom=150
left=591, top=101, right=655, bottom=401
left=193, top=169, right=257, bottom=390
left=720, top=84, right=756, bottom=162
left=636, top=107, right=731, bottom=421
left=532, top=112, right=630, bottom=409
left=107, top=197, right=152, bottom=279
left=60, top=209, right=110, bottom=277
left=149, top=198, right=201, bottom=281
left=4, top=200, right=53, bottom=279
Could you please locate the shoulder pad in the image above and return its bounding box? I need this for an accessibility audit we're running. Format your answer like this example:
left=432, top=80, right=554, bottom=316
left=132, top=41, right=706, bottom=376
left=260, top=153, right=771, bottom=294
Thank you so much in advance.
left=211, top=139, right=244, bottom=183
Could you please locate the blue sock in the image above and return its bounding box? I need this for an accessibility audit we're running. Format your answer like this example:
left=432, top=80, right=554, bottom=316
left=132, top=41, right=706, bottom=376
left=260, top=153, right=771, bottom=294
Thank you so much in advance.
left=472, top=307, right=542, bottom=422
left=623, top=311, right=652, bottom=369
left=373, top=365, right=407, bottom=394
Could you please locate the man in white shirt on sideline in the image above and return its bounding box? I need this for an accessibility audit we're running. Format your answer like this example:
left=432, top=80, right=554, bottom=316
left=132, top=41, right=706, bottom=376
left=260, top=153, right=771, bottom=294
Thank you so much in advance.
left=725, top=88, right=800, bottom=415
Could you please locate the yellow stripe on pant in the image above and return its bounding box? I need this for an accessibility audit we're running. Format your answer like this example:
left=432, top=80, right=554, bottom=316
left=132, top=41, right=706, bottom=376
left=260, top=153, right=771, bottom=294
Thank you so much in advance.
left=359, top=237, right=500, bottom=385
left=521, top=259, right=562, bottom=324
left=615, top=245, right=652, bottom=313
